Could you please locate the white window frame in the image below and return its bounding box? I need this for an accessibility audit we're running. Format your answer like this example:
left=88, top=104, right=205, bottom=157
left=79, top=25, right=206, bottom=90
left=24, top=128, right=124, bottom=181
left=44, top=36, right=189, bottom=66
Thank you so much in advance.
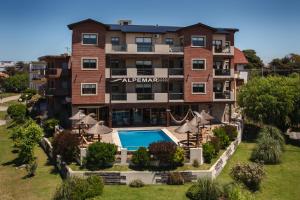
left=191, top=82, right=206, bottom=94
left=191, top=35, right=206, bottom=47
left=192, top=58, right=206, bottom=70
left=81, top=83, right=98, bottom=96
left=81, top=57, right=98, bottom=70
left=81, top=33, right=98, bottom=45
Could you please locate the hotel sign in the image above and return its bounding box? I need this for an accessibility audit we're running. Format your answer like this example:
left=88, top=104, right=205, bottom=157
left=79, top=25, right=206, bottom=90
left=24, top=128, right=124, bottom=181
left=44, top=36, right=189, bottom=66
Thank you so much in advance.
left=110, top=77, right=168, bottom=83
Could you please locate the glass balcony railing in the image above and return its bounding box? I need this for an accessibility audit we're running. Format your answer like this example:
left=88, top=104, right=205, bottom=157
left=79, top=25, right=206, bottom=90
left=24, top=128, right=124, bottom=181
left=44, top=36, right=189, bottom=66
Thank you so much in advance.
left=111, top=68, right=127, bottom=76
left=111, top=93, right=127, bottom=101
left=137, top=68, right=154, bottom=75
left=169, top=68, right=184, bottom=75
left=136, top=44, right=153, bottom=52
left=169, top=93, right=184, bottom=100
left=214, top=69, right=231, bottom=76
left=137, top=93, right=154, bottom=100
left=214, top=91, right=232, bottom=100
left=169, top=45, right=183, bottom=52
left=112, top=44, right=127, bottom=52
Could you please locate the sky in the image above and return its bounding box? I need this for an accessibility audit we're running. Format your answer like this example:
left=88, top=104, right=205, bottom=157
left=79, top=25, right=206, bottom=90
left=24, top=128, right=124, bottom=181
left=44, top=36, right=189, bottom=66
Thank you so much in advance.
left=0, top=0, right=299, bottom=63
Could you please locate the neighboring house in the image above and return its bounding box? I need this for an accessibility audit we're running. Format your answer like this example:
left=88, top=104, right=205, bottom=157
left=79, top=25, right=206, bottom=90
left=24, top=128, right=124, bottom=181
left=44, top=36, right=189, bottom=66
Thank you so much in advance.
left=0, top=61, right=15, bottom=72
left=39, top=54, right=71, bottom=126
left=234, top=48, right=249, bottom=83
left=50, top=18, right=244, bottom=127
left=29, top=61, right=47, bottom=94
left=0, top=72, right=9, bottom=79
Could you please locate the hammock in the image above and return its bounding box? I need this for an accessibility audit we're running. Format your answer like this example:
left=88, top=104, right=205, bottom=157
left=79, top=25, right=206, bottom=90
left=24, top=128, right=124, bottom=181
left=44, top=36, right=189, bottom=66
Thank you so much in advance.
left=168, top=109, right=193, bottom=124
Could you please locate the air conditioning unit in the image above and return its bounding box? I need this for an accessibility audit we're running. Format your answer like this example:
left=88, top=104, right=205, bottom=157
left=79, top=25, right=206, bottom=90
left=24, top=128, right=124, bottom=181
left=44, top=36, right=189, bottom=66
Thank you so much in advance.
left=153, top=34, right=160, bottom=38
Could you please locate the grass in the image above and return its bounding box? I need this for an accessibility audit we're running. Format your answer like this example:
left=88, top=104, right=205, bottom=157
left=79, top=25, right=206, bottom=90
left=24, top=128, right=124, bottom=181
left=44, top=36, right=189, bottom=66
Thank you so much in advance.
left=1, top=99, right=22, bottom=107
left=0, top=125, right=61, bottom=200
left=0, top=111, right=6, bottom=120
left=0, top=92, right=19, bottom=98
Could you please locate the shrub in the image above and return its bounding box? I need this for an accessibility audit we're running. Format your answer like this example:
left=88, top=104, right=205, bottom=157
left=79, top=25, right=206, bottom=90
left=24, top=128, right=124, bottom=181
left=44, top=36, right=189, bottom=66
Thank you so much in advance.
left=149, top=141, right=177, bottom=166
left=18, top=139, right=35, bottom=164
left=223, top=125, right=238, bottom=141
left=203, top=142, right=215, bottom=164
left=210, top=136, right=220, bottom=155
left=258, top=125, right=285, bottom=150
left=251, top=136, right=282, bottom=164
left=129, top=179, right=145, bottom=188
left=26, top=160, right=38, bottom=177
left=2, top=73, right=29, bottom=92
left=53, top=176, right=104, bottom=200
left=230, top=163, right=265, bottom=191
left=52, top=131, right=80, bottom=164
left=86, top=142, right=117, bottom=170
left=223, top=183, right=254, bottom=200
left=167, top=172, right=185, bottom=185
left=213, top=127, right=230, bottom=149
left=172, top=147, right=185, bottom=166
left=20, top=88, right=37, bottom=101
left=192, top=159, right=199, bottom=168
left=131, top=147, right=150, bottom=168
left=7, top=104, right=27, bottom=122
left=186, top=178, right=222, bottom=200
left=43, top=118, right=59, bottom=136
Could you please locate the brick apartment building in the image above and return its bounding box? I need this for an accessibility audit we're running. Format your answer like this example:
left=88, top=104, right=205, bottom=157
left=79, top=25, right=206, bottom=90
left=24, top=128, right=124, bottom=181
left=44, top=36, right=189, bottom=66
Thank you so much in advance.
left=44, top=18, right=248, bottom=127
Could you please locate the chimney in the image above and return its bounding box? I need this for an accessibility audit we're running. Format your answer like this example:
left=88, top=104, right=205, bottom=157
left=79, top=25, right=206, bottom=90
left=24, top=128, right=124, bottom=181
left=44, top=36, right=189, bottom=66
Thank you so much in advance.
left=118, top=19, right=132, bottom=26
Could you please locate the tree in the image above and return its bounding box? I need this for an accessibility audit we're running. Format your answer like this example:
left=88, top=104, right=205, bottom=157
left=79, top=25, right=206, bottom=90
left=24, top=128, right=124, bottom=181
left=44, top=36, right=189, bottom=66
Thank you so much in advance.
left=269, top=54, right=300, bottom=71
left=238, top=75, right=300, bottom=130
left=7, top=104, right=27, bottom=122
left=2, top=73, right=29, bottom=92
left=242, top=49, right=264, bottom=69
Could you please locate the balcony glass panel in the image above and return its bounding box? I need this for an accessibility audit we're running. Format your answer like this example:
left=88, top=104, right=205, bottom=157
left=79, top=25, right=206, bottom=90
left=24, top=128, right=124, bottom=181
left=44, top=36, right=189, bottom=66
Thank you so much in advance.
left=169, top=93, right=183, bottom=100
left=137, top=93, right=154, bottom=100
left=111, top=93, right=127, bottom=101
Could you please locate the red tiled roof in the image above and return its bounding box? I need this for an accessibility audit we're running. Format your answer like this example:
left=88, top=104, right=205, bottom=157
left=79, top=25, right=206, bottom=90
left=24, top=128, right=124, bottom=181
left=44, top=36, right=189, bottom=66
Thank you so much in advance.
left=0, top=72, right=9, bottom=78
left=234, top=48, right=248, bottom=64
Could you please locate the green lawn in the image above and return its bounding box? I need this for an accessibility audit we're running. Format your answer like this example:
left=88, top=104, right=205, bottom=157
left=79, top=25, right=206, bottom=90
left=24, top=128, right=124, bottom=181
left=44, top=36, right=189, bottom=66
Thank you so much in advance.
left=1, top=99, right=22, bottom=107
left=0, top=126, right=61, bottom=200
left=0, top=111, right=6, bottom=120
left=0, top=92, right=19, bottom=98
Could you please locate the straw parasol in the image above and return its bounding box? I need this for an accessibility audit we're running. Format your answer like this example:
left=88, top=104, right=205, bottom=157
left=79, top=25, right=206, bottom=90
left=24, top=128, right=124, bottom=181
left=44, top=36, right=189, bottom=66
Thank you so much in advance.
left=175, top=120, right=197, bottom=147
left=76, top=113, right=97, bottom=126
left=200, top=110, right=214, bottom=121
left=190, top=114, right=210, bottom=147
left=69, top=110, right=86, bottom=121
left=86, top=121, right=112, bottom=141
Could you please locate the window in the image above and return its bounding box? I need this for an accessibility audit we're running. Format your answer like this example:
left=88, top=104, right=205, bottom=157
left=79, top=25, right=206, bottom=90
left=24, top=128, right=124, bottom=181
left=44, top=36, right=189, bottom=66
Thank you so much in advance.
left=136, top=60, right=153, bottom=75
left=136, top=83, right=152, bottom=93
left=82, top=33, right=98, bottom=45
left=192, top=83, right=206, bottom=94
left=82, top=58, right=97, bottom=70
left=81, top=83, right=97, bottom=95
left=192, top=59, right=206, bottom=70
left=191, top=36, right=205, bottom=47
left=165, top=38, right=174, bottom=45
left=111, top=37, right=120, bottom=45
left=136, top=37, right=152, bottom=52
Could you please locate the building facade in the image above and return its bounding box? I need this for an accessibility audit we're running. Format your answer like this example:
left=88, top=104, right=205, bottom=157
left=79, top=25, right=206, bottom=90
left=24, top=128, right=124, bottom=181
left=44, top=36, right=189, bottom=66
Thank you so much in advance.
left=29, top=61, right=47, bottom=94
left=67, top=18, right=245, bottom=127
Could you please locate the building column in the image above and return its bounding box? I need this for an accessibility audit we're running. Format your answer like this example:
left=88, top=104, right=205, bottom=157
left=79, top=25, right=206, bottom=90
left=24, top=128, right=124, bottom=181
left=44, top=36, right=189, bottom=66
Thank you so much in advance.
left=108, top=105, right=112, bottom=128
left=166, top=106, right=170, bottom=127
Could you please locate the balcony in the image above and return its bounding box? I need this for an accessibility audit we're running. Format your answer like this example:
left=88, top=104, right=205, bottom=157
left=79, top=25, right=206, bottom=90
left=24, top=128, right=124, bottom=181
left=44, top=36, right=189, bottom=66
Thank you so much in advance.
left=169, top=93, right=184, bottom=101
left=168, top=68, right=184, bottom=76
left=105, top=68, right=169, bottom=78
left=46, top=68, right=62, bottom=78
left=213, top=91, right=234, bottom=101
left=213, top=68, right=234, bottom=78
left=105, top=93, right=168, bottom=103
left=111, top=68, right=127, bottom=76
left=45, top=88, right=69, bottom=96
left=105, top=43, right=184, bottom=55
left=213, top=46, right=234, bottom=56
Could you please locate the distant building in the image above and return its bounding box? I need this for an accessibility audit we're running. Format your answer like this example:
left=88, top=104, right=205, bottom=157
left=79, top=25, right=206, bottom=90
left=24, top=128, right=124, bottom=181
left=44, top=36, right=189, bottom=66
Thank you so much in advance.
left=234, top=48, right=249, bottom=83
left=29, top=61, right=47, bottom=94
left=0, top=61, right=15, bottom=72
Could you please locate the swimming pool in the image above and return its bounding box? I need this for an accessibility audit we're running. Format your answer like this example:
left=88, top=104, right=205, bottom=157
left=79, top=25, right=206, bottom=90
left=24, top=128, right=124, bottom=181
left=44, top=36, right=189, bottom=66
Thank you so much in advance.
left=118, top=130, right=175, bottom=151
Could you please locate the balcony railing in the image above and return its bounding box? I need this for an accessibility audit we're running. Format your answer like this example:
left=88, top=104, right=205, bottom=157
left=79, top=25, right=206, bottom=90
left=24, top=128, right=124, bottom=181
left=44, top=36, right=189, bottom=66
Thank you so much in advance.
left=169, top=46, right=183, bottom=52
left=213, top=91, right=234, bottom=101
left=112, top=44, right=127, bottom=52
left=137, top=93, right=154, bottom=100
left=111, top=68, right=127, bottom=76
left=169, top=68, right=184, bottom=76
left=169, top=93, right=184, bottom=100
left=111, top=93, right=127, bottom=101
left=213, top=46, right=234, bottom=56
left=46, top=68, right=62, bottom=78
left=214, top=69, right=231, bottom=76
left=136, top=44, right=153, bottom=52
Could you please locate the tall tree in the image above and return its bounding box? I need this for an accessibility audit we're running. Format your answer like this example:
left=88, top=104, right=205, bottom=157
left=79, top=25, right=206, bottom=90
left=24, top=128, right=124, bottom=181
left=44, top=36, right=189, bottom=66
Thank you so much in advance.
left=242, top=49, right=264, bottom=69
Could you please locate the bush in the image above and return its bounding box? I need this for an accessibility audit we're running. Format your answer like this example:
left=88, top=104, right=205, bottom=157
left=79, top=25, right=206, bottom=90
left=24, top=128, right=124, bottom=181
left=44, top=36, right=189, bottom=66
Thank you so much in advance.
left=53, top=176, right=104, bottom=200
left=20, top=88, right=37, bottom=101
left=167, top=172, right=185, bottom=185
left=223, top=183, right=254, bottom=200
left=129, top=179, right=145, bottom=188
left=223, top=125, right=238, bottom=141
left=210, top=136, right=220, bottom=155
left=2, top=73, right=29, bottom=92
left=86, top=142, right=117, bottom=170
left=258, top=125, right=285, bottom=150
left=203, top=142, right=215, bottom=164
left=213, top=127, right=230, bottom=149
left=192, top=159, right=199, bottom=168
left=7, top=104, right=27, bottom=122
left=186, top=178, right=222, bottom=200
left=251, top=136, right=282, bottom=164
left=26, top=160, right=38, bottom=177
left=52, top=131, right=80, bottom=164
left=172, top=147, right=185, bottom=166
left=43, top=118, right=59, bottom=136
left=230, top=163, right=265, bottom=191
left=131, top=147, right=150, bottom=168
left=149, top=141, right=177, bottom=166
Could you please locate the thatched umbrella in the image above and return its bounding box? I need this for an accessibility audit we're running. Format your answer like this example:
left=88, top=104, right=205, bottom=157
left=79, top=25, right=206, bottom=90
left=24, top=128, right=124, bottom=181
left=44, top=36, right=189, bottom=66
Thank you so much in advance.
left=69, top=110, right=86, bottom=121
left=175, top=120, right=197, bottom=147
left=76, top=113, right=97, bottom=126
left=200, top=110, right=214, bottom=128
left=190, top=114, right=209, bottom=147
left=86, top=121, right=112, bottom=141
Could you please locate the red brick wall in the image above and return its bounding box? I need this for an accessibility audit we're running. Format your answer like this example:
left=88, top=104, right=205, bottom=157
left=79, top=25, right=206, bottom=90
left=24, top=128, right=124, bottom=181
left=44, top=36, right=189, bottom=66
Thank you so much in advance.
left=71, top=22, right=106, bottom=105
left=180, top=26, right=214, bottom=102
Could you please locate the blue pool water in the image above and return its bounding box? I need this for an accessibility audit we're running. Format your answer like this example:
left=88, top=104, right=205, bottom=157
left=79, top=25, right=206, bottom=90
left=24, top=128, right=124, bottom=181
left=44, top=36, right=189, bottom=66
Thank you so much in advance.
left=118, top=130, right=174, bottom=151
